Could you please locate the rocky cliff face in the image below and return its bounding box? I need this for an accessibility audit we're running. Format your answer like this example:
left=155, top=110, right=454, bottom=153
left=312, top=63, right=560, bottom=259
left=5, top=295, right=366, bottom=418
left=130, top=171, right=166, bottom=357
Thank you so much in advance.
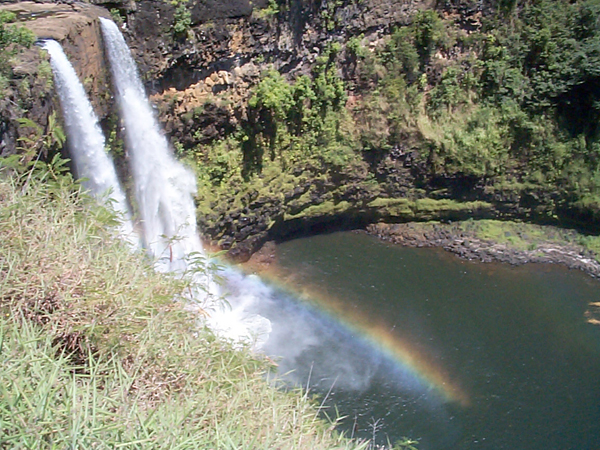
left=4, top=0, right=596, bottom=262
left=0, top=1, right=113, bottom=156
left=114, top=0, right=437, bottom=149
left=111, top=0, right=511, bottom=260
left=118, top=0, right=457, bottom=260
left=2, top=0, right=436, bottom=155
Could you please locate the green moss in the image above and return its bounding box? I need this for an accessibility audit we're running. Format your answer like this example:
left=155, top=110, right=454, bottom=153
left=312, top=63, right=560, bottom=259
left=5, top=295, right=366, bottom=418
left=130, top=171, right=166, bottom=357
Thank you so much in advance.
left=412, top=198, right=488, bottom=212
left=284, top=200, right=352, bottom=221
left=455, top=219, right=594, bottom=253
left=367, top=197, right=492, bottom=220
left=253, top=0, right=280, bottom=19
left=367, top=197, right=413, bottom=215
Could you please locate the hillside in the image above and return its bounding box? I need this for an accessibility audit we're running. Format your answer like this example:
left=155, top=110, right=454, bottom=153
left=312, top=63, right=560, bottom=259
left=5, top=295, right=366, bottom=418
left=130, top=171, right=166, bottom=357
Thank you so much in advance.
left=0, top=158, right=374, bottom=448
left=2, top=1, right=600, bottom=446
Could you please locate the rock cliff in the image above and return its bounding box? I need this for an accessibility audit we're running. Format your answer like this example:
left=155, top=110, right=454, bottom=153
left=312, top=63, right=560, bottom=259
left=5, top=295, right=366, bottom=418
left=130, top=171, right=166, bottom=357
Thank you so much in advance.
left=3, top=0, right=599, bottom=261
left=0, top=2, right=115, bottom=156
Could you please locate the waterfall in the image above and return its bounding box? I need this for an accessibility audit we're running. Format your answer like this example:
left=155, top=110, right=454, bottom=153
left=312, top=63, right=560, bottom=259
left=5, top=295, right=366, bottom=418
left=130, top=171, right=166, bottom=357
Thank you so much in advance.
left=98, top=18, right=200, bottom=269
left=99, top=18, right=271, bottom=346
left=41, top=39, right=136, bottom=245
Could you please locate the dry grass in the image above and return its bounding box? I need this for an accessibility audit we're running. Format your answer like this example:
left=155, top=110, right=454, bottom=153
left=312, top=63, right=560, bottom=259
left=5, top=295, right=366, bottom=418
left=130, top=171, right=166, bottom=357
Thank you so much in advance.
left=0, top=168, right=368, bottom=449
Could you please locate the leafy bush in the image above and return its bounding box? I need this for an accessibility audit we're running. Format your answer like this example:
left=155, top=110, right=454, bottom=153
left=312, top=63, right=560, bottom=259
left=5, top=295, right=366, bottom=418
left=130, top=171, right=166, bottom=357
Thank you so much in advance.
left=240, top=52, right=352, bottom=177
left=254, top=0, right=280, bottom=19
left=412, top=10, right=448, bottom=62
left=171, top=0, right=191, bottom=36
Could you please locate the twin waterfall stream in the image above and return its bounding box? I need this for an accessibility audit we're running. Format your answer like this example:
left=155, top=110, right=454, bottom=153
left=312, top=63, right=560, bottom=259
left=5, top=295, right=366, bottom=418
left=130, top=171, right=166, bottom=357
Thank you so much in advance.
left=40, top=39, right=134, bottom=244
left=43, top=19, right=272, bottom=349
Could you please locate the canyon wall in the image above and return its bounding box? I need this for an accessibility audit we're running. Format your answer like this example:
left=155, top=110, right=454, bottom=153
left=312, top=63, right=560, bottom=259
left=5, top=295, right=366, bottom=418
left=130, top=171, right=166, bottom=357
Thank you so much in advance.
left=3, top=0, right=599, bottom=261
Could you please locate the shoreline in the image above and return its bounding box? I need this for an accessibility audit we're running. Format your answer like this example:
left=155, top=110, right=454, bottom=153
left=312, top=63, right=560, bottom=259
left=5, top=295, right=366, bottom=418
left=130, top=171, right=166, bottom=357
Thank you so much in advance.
left=365, top=221, right=600, bottom=279
left=245, top=219, right=600, bottom=279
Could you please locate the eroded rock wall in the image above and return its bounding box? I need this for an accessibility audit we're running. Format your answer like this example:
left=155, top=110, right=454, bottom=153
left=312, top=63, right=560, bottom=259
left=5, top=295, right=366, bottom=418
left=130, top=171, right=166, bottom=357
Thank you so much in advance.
left=3, top=0, right=548, bottom=262
left=0, top=1, right=112, bottom=156
left=117, top=0, right=437, bottom=148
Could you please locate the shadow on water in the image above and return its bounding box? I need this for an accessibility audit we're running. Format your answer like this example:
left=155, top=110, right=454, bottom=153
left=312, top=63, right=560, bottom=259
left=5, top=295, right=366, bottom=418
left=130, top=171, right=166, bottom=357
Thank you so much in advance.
left=236, top=232, right=600, bottom=449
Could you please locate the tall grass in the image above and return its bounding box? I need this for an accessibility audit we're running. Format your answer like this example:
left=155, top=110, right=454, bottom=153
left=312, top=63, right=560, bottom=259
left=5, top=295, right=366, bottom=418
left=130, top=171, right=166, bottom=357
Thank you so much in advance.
left=0, top=165, right=367, bottom=449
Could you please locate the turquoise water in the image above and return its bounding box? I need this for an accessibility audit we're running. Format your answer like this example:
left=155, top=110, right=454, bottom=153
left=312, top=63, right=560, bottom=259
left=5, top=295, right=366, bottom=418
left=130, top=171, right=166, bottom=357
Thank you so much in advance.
left=250, top=231, right=600, bottom=449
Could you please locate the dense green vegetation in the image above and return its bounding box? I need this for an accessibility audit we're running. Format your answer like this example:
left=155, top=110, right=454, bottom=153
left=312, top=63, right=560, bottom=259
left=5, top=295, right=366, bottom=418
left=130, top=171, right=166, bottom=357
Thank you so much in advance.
left=0, top=161, right=373, bottom=449
left=351, top=0, right=600, bottom=189
left=387, top=0, right=600, bottom=205
left=186, top=0, right=600, bottom=243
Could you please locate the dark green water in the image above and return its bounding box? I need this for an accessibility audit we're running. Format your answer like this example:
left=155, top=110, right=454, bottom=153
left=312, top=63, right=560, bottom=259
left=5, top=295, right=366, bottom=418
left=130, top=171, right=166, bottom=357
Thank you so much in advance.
left=253, top=231, right=600, bottom=449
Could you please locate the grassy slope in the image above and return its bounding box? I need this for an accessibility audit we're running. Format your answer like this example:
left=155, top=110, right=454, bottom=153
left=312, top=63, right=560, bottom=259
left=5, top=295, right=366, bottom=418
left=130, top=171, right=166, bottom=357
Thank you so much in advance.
left=0, top=167, right=367, bottom=450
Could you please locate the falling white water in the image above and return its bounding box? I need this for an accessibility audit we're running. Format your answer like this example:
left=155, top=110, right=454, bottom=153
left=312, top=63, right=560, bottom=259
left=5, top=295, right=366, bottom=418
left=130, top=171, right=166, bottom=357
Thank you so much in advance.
left=42, top=39, right=136, bottom=244
left=99, top=18, right=199, bottom=267
left=99, top=18, right=271, bottom=347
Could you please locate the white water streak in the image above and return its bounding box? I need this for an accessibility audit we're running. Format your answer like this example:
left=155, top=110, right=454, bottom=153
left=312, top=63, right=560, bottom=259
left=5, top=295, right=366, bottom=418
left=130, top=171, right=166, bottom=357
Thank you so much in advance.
left=99, top=19, right=199, bottom=267
left=42, top=39, right=136, bottom=245
left=99, top=18, right=271, bottom=347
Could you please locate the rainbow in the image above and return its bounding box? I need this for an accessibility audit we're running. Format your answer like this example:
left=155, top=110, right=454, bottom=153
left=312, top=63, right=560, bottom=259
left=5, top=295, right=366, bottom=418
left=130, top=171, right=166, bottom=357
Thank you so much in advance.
left=246, top=264, right=471, bottom=407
